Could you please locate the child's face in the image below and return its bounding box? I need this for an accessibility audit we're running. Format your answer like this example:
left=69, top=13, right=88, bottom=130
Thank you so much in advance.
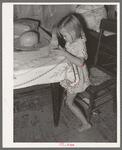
left=60, top=28, right=73, bottom=44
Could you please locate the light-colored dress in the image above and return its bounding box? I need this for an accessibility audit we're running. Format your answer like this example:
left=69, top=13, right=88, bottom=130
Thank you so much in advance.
left=60, top=37, right=91, bottom=94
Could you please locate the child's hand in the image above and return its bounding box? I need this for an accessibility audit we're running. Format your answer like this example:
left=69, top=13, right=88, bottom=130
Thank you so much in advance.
left=51, top=48, right=67, bottom=57
left=50, top=36, right=59, bottom=47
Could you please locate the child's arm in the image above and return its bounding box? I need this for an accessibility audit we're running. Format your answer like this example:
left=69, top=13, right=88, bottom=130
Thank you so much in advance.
left=50, top=25, right=59, bottom=47
left=52, top=48, right=85, bottom=67
left=65, top=51, right=85, bottom=67
left=52, top=25, right=57, bottom=38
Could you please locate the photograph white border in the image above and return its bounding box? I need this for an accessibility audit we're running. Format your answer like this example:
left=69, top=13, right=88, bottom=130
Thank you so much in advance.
left=2, top=2, right=120, bottom=148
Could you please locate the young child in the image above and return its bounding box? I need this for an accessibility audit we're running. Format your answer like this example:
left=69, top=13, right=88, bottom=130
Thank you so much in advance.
left=50, top=14, right=92, bottom=132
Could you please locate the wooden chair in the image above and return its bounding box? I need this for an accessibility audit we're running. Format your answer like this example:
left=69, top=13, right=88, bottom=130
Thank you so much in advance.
left=75, top=19, right=117, bottom=122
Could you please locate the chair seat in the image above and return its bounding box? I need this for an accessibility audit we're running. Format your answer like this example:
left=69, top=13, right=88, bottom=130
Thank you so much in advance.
left=89, top=67, right=112, bottom=86
left=87, top=65, right=116, bottom=91
left=77, top=66, right=116, bottom=105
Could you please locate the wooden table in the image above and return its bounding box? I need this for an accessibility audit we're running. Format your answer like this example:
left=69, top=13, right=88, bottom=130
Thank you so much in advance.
left=14, top=27, right=68, bottom=126
left=14, top=82, right=64, bottom=127
left=14, top=54, right=68, bottom=127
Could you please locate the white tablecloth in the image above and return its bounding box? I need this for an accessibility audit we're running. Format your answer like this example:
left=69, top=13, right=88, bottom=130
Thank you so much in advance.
left=14, top=54, right=68, bottom=89
left=14, top=28, right=68, bottom=89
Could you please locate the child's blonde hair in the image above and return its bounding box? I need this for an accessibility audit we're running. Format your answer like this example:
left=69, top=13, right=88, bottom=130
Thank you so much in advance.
left=57, top=14, right=85, bottom=42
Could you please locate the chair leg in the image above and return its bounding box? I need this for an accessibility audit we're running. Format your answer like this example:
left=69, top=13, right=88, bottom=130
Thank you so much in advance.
left=87, top=94, right=94, bottom=122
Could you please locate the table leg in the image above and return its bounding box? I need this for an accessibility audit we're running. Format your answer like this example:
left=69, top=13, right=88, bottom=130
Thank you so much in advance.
left=51, top=82, right=64, bottom=127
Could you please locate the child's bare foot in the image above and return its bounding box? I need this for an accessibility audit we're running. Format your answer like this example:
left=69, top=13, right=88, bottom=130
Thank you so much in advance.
left=77, top=123, right=92, bottom=133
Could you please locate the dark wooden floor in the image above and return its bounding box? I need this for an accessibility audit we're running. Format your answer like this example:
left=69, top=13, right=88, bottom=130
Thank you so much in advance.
left=14, top=84, right=117, bottom=142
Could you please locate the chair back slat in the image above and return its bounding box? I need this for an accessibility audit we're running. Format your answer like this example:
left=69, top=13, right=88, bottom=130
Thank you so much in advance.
left=100, top=19, right=117, bottom=33
left=94, top=19, right=117, bottom=73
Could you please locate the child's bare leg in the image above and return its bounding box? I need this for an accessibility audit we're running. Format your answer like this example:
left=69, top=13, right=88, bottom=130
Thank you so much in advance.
left=66, top=91, right=91, bottom=132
